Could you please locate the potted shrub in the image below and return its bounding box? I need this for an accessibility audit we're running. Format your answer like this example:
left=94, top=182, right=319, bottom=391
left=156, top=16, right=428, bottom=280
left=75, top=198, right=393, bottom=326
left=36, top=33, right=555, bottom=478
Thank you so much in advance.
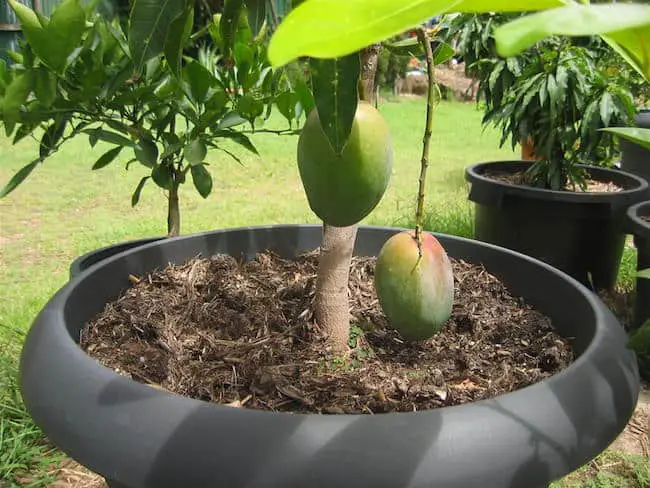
left=0, top=0, right=299, bottom=275
left=460, top=25, right=647, bottom=290
left=13, top=1, right=641, bottom=487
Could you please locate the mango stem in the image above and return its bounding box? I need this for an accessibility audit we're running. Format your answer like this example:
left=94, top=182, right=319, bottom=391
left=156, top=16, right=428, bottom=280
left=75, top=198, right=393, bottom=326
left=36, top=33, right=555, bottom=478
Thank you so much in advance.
left=414, top=27, right=437, bottom=259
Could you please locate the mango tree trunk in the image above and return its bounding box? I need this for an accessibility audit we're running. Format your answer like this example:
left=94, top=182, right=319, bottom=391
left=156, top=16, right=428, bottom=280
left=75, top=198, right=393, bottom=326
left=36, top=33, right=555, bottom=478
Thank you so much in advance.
left=168, top=184, right=181, bottom=237
left=314, top=46, right=380, bottom=354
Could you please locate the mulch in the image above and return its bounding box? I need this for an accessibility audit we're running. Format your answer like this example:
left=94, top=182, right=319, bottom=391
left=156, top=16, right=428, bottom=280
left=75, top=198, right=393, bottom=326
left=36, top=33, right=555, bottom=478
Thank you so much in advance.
left=487, top=170, right=623, bottom=193
left=80, top=250, right=573, bottom=414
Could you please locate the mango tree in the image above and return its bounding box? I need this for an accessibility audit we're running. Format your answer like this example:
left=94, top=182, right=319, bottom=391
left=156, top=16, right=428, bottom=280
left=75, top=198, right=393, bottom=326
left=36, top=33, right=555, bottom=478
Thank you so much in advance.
left=0, top=0, right=297, bottom=236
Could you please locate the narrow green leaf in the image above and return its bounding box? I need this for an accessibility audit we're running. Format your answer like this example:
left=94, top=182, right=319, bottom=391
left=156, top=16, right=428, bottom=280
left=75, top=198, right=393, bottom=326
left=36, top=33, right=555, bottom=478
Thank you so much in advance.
left=245, top=0, right=266, bottom=37
left=220, top=0, right=244, bottom=57
left=191, top=164, right=213, bottom=198
left=84, top=128, right=135, bottom=147
left=164, top=6, right=194, bottom=78
left=0, top=160, right=40, bottom=198
left=599, top=91, right=613, bottom=127
left=151, top=164, right=173, bottom=190
left=2, top=73, right=32, bottom=136
left=12, top=124, right=37, bottom=144
left=602, top=127, right=650, bottom=151
left=310, top=53, right=360, bottom=155
left=267, top=0, right=565, bottom=67
left=184, top=139, right=208, bottom=165
left=131, top=176, right=149, bottom=206
left=92, top=146, right=123, bottom=170
left=39, top=124, right=57, bottom=159
left=217, top=111, right=248, bottom=129
left=638, top=268, right=650, bottom=280
left=128, top=0, right=186, bottom=73
left=134, top=139, right=159, bottom=167
left=385, top=37, right=424, bottom=57
left=294, top=77, right=315, bottom=117
left=213, top=130, right=258, bottom=155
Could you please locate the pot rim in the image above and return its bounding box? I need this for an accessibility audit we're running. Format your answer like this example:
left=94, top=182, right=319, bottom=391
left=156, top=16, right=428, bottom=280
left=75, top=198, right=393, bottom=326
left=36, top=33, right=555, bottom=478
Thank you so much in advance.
left=627, top=201, right=650, bottom=239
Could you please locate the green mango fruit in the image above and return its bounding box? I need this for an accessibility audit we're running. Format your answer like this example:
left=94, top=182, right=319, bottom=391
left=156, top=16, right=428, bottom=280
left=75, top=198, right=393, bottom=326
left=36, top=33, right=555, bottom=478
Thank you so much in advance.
left=297, top=101, right=393, bottom=226
left=374, top=231, right=454, bottom=341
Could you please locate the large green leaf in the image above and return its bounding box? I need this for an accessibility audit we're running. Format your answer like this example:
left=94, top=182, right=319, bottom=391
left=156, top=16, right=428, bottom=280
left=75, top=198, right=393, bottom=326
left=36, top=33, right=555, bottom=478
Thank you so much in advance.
left=2, top=73, right=32, bottom=136
left=92, top=146, right=123, bottom=170
left=34, top=66, right=56, bottom=107
left=220, top=0, right=244, bottom=57
left=245, top=0, right=266, bottom=37
left=602, top=127, right=650, bottom=151
left=267, top=0, right=565, bottom=67
left=131, top=176, right=149, bottom=206
left=310, top=54, right=360, bottom=155
left=164, top=6, right=194, bottom=78
left=84, top=128, right=136, bottom=147
left=184, top=139, right=208, bottom=165
left=183, top=60, right=214, bottom=104
left=128, top=0, right=186, bottom=73
left=8, top=0, right=86, bottom=73
left=493, top=4, right=650, bottom=80
left=191, top=165, right=213, bottom=197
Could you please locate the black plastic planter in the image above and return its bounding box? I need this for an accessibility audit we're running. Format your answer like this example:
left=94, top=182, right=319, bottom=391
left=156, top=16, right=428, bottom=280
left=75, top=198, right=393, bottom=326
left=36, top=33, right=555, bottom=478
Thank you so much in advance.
left=69, top=236, right=165, bottom=279
left=620, top=109, right=650, bottom=183
left=20, top=225, right=639, bottom=488
left=627, top=201, right=650, bottom=329
left=466, top=161, right=649, bottom=290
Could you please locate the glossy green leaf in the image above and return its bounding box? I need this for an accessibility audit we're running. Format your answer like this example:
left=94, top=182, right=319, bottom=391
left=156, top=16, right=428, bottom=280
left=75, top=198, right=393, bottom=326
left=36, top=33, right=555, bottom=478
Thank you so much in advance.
left=40, top=123, right=60, bottom=159
left=602, top=127, right=650, bottom=151
left=310, top=54, right=360, bottom=155
left=0, top=160, right=40, bottom=198
left=267, top=0, right=565, bottom=67
left=9, top=0, right=85, bottom=72
left=152, top=164, right=174, bottom=190
left=217, top=111, right=248, bottom=129
left=385, top=37, right=424, bottom=57
left=134, top=139, right=159, bottom=167
left=493, top=4, right=650, bottom=80
left=245, top=0, right=266, bottom=37
left=34, top=66, right=56, bottom=107
left=191, top=164, right=213, bottom=198
left=183, top=60, right=213, bottom=104
left=92, top=146, right=123, bottom=170
left=275, top=90, right=299, bottom=124
left=2, top=73, right=32, bottom=136
left=220, top=0, right=244, bottom=57
left=433, top=41, right=455, bottom=65
left=84, top=128, right=136, bottom=147
left=128, top=0, right=185, bottom=73
left=131, top=176, right=149, bottom=206
left=164, top=6, right=194, bottom=78
left=184, top=139, right=208, bottom=165
left=237, top=95, right=264, bottom=124
left=213, top=130, right=258, bottom=155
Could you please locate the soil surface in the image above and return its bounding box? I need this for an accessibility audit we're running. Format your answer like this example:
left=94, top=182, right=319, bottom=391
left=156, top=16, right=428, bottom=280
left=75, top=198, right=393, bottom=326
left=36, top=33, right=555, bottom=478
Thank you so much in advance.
left=81, top=250, right=572, bottom=414
left=487, top=170, right=623, bottom=193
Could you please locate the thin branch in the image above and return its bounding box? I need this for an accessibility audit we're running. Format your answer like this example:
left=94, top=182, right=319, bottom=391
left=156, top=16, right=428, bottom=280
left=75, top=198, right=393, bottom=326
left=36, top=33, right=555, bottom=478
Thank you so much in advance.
left=240, top=128, right=300, bottom=136
left=414, top=27, right=438, bottom=256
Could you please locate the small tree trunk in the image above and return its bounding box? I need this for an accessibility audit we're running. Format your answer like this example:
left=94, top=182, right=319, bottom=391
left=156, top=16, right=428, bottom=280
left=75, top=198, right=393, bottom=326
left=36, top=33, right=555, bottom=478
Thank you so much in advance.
left=315, top=46, right=380, bottom=354
left=167, top=185, right=181, bottom=237
left=314, top=225, right=358, bottom=354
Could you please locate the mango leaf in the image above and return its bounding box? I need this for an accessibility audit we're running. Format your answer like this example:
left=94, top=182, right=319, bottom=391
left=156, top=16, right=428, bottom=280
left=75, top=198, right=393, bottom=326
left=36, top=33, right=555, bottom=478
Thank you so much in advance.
left=267, top=0, right=565, bottom=67
left=183, top=60, right=213, bottom=104
left=164, top=5, right=194, bottom=78
left=9, top=0, right=86, bottom=72
left=213, top=130, right=258, bottom=155
left=217, top=111, right=248, bottom=129
left=34, top=66, right=56, bottom=107
left=385, top=37, right=424, bottom=57
left=191, top=164, right=213, bottom=197
left=245, top=0, right=266, bottom=37
left=128, top=0, right=186, bottom=73
left=2, top=73, right=32, bottom=136
left=134, top=138, right=159, bottom=167
left=638, top=269, right=650, bottom=280
left=92, top=146, right=123, bottom=170
left=0, top=160, right=40, bottom=198
left=493, top=4, right=650, bottom=80
left=184, top=139, right=208, bottom=165
left=433, top=41, right=455, bottom=65
left=237, top=95, right=264, bottom=125
left=220, top=0, right=244, bottom=57
left=275, top=90, right=299, bottom=124
left=131, top=176, right=149, bottom=206
left=84, top=128, right=136, bottom=147
left=310, top=53, right=359, bottom=155
left=601, top=127, right=650, bottom=151
left=151, top=164, right=173, bottom=190
left=39, top=119, right=68, bottom=159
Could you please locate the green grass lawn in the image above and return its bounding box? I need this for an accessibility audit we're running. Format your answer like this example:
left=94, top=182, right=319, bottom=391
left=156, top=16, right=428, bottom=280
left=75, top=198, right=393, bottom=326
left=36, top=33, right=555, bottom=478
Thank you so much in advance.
left=0, top=98, right=642, bottom=486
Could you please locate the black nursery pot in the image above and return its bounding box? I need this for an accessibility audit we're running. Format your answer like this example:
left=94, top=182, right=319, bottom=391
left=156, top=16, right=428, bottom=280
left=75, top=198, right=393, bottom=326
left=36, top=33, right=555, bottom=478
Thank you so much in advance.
left=20, top=225, right=639, bottom=488
left=466, top=161, right=649, bottom=290
left=627, top=201, right=650, bottom=329
left=69, top=236, right=165, bottom=279
left=620, top=109, right=650, bottom=183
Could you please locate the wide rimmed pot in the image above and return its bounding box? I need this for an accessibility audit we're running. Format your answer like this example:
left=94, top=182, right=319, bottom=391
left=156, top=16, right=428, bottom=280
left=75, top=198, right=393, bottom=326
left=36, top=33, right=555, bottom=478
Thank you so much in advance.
left=69, top=237, right=166, bottom=279
left=20, top=225, right=639, bottom=488
left=466, top=161, right=649, bottom=290
left=627, top=201, right=650, bottom=329
left=620, top=109, right=650, bottom=183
